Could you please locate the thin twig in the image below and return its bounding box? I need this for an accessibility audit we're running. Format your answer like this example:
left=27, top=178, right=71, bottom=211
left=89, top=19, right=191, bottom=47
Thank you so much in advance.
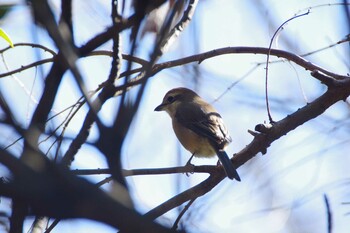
left=213, top=64, right=259, bottom=103
left=172, top=198, right=197, bottom=231
left=324, top=194, right=332, bottom=233
left=88, top=51, right=149, bottom=66
left=300, top=35, right=350, bottom=57
left=0, top=58, right=54, bottom=78
left=0, top=42, right=57, bottom=56
left=265, top=10, right=310, bottom=123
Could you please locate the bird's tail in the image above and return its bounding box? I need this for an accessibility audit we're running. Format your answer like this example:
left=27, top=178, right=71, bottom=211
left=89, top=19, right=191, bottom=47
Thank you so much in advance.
left=216, top=150, right=241, bottom=181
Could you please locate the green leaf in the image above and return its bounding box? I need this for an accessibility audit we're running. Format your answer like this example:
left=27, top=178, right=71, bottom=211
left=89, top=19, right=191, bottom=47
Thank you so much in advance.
left=0, top=28, right=13, bottom=48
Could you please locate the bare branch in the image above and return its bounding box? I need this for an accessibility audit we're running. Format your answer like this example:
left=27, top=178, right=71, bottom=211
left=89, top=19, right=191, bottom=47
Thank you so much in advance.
left=72, top=165, right=218, bottom=177
left=172, top=198, right=196, bottom=231
left=111, top=46, right=347, bottom=93
left=0, top=149, right=178, bottom=233
left=0, top=58, right=53, bottom=78
left=0, top=43, right=57, bottom=56
left=324, top=194, right=332, bottom=233
left=264, top=10, right=310, bottom=122
left=153, top=47, right=347, bottom=79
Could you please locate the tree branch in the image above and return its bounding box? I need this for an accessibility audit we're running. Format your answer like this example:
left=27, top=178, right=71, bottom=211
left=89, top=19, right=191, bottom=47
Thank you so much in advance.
left=152, top=47, right=346, bottom=79
left=144, top=76, right=350, bottom=220
left=72, top=165, right=219, bottom=177
left=0, top=149, right=180, bottom=233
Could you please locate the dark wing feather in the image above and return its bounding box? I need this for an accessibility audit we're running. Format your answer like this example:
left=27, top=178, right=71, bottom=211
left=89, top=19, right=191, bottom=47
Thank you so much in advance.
left=176, top=102, right=240, bottom=181
left=175, top=103, right=231, bottom=149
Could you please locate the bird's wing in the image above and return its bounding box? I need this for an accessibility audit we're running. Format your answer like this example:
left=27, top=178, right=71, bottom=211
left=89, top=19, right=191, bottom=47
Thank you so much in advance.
left=175, top=103, right=231, bottom=149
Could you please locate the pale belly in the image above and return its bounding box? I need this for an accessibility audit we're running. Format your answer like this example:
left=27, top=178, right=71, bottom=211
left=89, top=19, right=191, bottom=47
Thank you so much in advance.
left=172, top=120, right=216, bottom=158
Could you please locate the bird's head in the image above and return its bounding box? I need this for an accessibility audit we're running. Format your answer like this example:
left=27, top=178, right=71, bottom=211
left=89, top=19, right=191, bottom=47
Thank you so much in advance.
left=154, top=87, right=198, bottom=117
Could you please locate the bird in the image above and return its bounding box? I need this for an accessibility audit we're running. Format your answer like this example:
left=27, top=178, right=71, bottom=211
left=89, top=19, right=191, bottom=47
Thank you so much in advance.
left=154, top=87, right=240, bottom=181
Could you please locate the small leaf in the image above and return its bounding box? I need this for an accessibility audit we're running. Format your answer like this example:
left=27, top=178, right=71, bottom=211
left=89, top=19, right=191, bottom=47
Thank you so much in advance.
left=0, top=28, right=13, bottom=48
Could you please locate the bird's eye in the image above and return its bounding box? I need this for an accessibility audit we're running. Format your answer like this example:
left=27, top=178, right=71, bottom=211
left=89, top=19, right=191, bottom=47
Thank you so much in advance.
left=167, top=96, right=175, bottom=103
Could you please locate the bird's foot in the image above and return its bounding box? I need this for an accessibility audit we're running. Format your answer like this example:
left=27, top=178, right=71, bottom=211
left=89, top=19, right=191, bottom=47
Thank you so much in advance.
left=184, top=161, right=195, bottom=177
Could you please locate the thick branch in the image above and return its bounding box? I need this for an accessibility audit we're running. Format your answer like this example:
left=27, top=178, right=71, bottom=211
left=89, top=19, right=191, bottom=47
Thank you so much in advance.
left=145, top=77, right=350, bottom=219
left=234, top=82, right=350, bottom=167
left=0, top=149, right=179, bottom=233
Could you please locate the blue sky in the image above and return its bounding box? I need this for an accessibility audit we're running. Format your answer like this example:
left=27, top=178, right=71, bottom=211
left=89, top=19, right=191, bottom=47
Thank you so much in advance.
left=0, top=0, right=349, bottom=232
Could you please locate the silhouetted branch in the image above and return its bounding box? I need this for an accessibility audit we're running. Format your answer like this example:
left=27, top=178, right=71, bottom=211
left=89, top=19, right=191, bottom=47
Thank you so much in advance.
left=172, top=198, right=196, bottom=231
left=144, top=74, right=350, bottom=219
left=72, top=165, right=219, bottom=177
left=0, top=58, right=54, bottom=78
left=324, top=194, right=332, bottom=233
left=0, top=149, right=179, bottom=233
left=152, top=47, right=346, bottom=79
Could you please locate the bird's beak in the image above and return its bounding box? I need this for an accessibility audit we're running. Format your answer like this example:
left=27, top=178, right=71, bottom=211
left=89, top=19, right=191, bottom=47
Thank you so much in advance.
left=154, top=103, right=165, bottom=111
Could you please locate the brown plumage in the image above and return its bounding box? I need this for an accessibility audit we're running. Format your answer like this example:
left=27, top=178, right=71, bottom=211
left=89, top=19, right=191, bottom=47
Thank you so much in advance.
left=155, top=87, right=240, bottom=181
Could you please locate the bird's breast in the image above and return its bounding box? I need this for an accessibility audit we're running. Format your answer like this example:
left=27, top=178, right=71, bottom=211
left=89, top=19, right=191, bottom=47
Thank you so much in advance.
left=172, top=119, right=216, bottom=157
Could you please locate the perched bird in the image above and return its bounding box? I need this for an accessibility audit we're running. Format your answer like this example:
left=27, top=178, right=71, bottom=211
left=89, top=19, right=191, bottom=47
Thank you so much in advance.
left=154, top=87, right=240, bottom=181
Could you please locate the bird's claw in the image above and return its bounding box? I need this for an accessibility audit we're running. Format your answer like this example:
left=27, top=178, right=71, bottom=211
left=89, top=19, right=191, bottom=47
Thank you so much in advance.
left=184, top=162, right=195, bottom=177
